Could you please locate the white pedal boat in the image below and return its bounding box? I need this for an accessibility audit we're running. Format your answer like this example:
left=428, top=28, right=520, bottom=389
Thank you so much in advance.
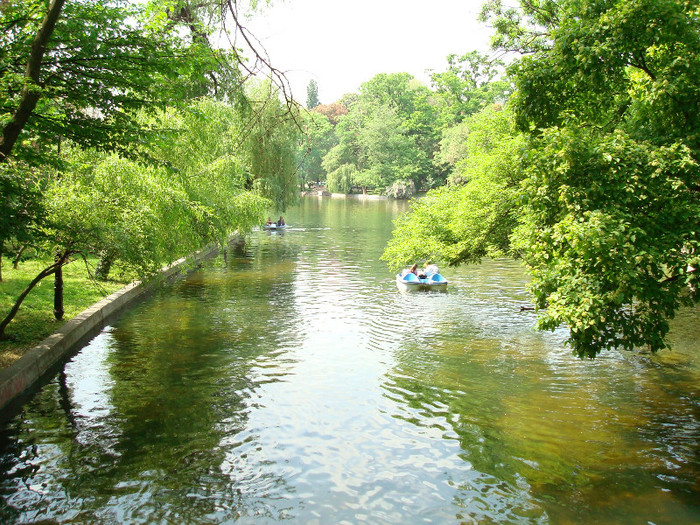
left=396, top=271, right=448, bottom=292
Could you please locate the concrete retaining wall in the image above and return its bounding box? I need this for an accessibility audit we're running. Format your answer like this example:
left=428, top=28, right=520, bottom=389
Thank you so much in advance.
left=0, top=243, right=221, bottom=415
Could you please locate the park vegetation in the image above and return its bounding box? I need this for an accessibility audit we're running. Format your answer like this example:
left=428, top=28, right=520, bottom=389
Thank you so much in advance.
left=1, top=0, right=698, bottom=361
left=293, top=0, right=698, bottom=357
left=296, top=52, right=509, bottom=196
left=0, top=0, right=301, bottom=343
left=379, top=0, right=700, bottom=357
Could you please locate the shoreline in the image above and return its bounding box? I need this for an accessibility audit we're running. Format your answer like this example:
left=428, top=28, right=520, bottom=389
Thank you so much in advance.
left=302, top=189, right=389, bottom=200
left=0, top=243, right=222, bottom=416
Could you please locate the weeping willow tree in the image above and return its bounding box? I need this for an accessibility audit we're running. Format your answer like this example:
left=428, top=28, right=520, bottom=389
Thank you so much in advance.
left=90, top=97, right=275, bottom=280
left=0, top=97, right=277, bottom=339
left=147, top=98, right=275, bottom=239
left=241, top=80, right=302, bottom=212
left=326, top=164, right=356, bottom=194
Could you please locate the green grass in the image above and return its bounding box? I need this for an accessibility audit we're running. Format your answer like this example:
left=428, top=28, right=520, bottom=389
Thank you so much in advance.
left=0, top=257, right=135, bottom=370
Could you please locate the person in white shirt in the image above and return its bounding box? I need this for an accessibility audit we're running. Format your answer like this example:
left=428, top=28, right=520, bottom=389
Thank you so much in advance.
left=419, top=262, right=439, bottom=279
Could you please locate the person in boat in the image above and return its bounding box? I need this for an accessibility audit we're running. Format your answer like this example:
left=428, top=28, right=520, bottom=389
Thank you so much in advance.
left=419, top=261, right=439, bottom=279
left=265, top=217, right=273, bottom=226
left=277, top=216, right=286, bottom=226
left=400, top=263, right=419, bottom=277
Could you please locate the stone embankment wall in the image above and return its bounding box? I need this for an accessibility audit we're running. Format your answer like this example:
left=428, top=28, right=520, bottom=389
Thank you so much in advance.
left=301, top=188, right=388, bottom=200
left=329, top=193, right=387, bottom=200
left=0, top=244, right=221, bottom=415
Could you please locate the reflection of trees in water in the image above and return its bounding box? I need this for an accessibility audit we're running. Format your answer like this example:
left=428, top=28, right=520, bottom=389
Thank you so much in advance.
left=383, top=327, right=700, bottom=523
left=99, top=246, right=302, bottom=521
left=380, top=256, right=700, bottom=521
left=0, top=245, right=303, bottom=523
left=383, top=338, right=544, bottom=522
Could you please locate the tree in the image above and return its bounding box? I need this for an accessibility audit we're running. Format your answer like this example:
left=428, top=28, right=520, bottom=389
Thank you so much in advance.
left=320, top=73, right=441, bottom=193
left=0, top=0, right=291, bottom=238
left=0, top=0, right=296, bottom=338
left=0, top=0, right=66, bottom=161
left=321, top=99, right=421, bottom=194
left=430, top=51, right=510, bottom=126
left=381, top=104, right=524, bottom=268
left=242, top=81, right=301, bottom=211
left=0, top=0, right=231, bottom=282
left=355, top=104, right=423, bottom=193
left=0, top=0, right=224, bottom=166
left=484, top=0, right=700, bottom=356
left=0, top=0, right=226, bottom=336
left=312, top=102, right=348, bottom=125
left=360, top=73, right=445, bottom=188
left=435, top=123, right=472, bottom=183
left=326, top=164, right=355, bottom=194
left=514, top=128, right=698, bottom=356
left=145, top=97, right=274, bottom=242
left=297, top=111, right=337, bottom=189
left=306, top=79, right=320, bottom=109
left=0, top=96, right=274, bottom=338
left=0, top=162, right=44, bottom=281
left=436, top=102, right=515, bottom=185
left=321, top=101, right=367, bottom=188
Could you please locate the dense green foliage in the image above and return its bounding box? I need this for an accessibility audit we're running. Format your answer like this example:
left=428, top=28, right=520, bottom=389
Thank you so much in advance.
left=505, top=0, right=700, bottom=356
left=0, top=0, right=299, bottom=339
left=384, top=0, right=700, bottom=357
left=0, top=0, right=221, bottom=164
left=430, top=51, right=510, bottom=127
left=382, top=104, right=524, bottom=266
left=46, top=98, right=274, bottom=277
left=242, top=81, right=301, bottom=212
left=297, top=54, right=505, bottom=195
left=297, top=111, right=336, bottom=190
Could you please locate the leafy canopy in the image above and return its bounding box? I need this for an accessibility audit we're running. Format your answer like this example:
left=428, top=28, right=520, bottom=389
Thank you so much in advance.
left=385, top=0, right=700, bottom=357
left=382, top=104, right=524, bottom=269
left=490, top=0, right=700, bottom=356
left=0, top=0, right=224, bottom=164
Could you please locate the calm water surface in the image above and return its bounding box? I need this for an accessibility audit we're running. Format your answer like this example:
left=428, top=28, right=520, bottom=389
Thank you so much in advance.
left=1, top=198, right=699, bottom=524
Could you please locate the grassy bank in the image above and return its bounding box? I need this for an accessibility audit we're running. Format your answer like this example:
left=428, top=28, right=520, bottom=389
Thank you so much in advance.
left=0, top=257, right=134, bottom=370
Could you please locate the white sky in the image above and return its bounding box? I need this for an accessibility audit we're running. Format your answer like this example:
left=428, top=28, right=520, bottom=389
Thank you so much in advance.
left=241, top=0, right=495, bottom=104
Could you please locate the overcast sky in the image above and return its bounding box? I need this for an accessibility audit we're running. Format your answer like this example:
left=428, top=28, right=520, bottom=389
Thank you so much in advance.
left=242, top=0, right=496, bottom=104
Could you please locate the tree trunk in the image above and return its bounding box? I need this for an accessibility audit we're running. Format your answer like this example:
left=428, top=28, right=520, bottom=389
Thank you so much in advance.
left=13, top=244, right=28, bottom=269
left=0, top=0, right=66, bottom=161
left=53, top=255, right=64, bottom=320
left=95, top=251, right=113, bottom=281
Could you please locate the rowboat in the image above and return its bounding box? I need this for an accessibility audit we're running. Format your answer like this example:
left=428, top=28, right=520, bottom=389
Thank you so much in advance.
left=396, top=271, right=448, bottom=292
left=263, top=223, right=287, bottom=231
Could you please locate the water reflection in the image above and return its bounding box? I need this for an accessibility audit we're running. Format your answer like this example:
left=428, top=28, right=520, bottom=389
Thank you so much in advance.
left=0, top=198, right=698, bottom=524
left=383, top=261, right=700, bottom=523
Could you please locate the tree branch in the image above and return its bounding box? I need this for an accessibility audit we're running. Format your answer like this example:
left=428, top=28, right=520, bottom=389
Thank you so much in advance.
left=0, top=0, right=66, bottom=162
left=0, top=250, right=72, bottom=339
